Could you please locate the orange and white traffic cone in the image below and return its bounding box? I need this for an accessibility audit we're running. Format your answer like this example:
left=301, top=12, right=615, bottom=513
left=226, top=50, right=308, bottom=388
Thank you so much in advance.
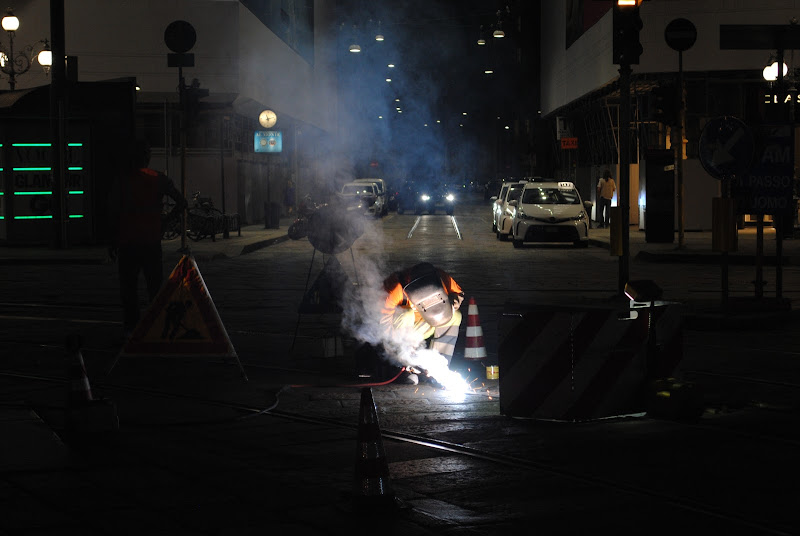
left=352, top=387, right=398, bottom=513
left=66, top=334, right=93, bottom=405
left=464, top=297, right=487, bottom=361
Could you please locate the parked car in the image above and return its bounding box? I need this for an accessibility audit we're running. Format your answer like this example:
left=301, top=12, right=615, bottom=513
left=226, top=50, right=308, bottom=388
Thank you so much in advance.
left=353, top=178, right=388, bottom=216
left=491, top=182, right=511, bottom=232
left=496, top=181, right=528, bottom=241
left=336, top=181, right=383, bottom=217
left=509, top=180, right=593, bottom=248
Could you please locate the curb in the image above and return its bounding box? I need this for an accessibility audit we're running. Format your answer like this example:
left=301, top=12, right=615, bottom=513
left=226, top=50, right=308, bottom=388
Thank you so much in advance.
left=240, top=234, right=291, bottom=255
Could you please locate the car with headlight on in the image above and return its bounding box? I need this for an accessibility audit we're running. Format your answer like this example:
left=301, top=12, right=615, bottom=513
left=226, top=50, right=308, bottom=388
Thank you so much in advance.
left=495, top=180, right=527, bottom=241
left=404, top=181, right=456, bottom=215
left=509, top=181, right=593, bottom=248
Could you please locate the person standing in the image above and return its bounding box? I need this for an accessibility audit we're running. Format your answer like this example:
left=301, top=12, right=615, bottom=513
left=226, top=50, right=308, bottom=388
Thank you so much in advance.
left=285, top=179, right=295, bottom=216
left=108, top=138, right=187, bottom=338
left=597, top=169, right=616, bottom=228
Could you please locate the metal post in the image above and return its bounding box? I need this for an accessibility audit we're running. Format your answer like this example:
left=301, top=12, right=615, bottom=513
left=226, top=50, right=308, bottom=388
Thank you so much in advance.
left=618, top=63, right=632, bottom=295
left=677, top=50, right=686, bottom=249
left=163, top=98, right=169, bottom=178
left=178, top=66, right=189, bottom=253
left=220, top=115, right=228, bottom=239
left=50, top=0, right=67, bottom=248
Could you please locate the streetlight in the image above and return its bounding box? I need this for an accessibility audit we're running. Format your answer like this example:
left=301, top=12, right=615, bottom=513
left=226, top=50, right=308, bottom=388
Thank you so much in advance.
left=0, top=8, right=51, bottom=90
left=763, top=60, right=788, bottom=82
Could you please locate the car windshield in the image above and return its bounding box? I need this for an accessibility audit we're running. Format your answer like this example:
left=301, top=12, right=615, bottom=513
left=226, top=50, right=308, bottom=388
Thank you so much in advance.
left=507, top=186, right=524, bottom=203
left=521, top=187, right=580, bottom=205
left=342, top=184, right=373, bottom=195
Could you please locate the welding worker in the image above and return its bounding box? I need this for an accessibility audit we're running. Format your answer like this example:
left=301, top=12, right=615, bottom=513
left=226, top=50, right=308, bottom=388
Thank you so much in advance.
left=381, top=262, right=465, bottom=384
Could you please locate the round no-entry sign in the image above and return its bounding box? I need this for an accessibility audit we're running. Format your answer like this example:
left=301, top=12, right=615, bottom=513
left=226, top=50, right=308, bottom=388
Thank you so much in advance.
left=665, top=18, right=697, bottom=52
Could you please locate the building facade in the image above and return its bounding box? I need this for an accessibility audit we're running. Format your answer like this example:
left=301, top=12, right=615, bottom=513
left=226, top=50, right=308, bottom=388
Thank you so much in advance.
left=539, top=1, right=799, bottom=232
left=0, top=0, right=341, bottom=245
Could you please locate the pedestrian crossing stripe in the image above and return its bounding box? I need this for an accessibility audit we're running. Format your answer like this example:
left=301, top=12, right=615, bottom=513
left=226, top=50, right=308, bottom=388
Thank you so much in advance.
left=121, top=255, right=236, bottom=357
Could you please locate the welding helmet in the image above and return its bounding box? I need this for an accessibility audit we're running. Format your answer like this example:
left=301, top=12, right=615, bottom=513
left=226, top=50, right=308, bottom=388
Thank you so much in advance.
left=403, top=263, right=453, bottom=327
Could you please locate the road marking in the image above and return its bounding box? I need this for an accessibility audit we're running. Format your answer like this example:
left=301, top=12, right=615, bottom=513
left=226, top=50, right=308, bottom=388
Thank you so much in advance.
left=407, top=216, right=422, bottom=238
left=450, top=215, right=462, bottom=240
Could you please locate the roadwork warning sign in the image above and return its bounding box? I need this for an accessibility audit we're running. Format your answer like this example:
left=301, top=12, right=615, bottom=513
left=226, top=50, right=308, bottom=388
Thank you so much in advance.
left=122, top=255, right=237, bottom=358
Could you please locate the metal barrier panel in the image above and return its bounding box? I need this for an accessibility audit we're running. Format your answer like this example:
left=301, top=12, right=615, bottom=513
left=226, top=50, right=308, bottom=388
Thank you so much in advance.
left=498, top=302, right=683, bottom=421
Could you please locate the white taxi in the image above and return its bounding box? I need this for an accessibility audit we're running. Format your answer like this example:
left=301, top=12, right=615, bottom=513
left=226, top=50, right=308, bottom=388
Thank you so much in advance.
left=509, top=181, right=593, bottom=248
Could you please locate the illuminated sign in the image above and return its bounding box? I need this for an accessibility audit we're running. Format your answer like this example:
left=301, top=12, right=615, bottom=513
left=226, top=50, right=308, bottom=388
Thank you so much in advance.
left=560, top=137, right=578, bottom=149
left=764, top=93, right=800, bottom=104
left=254, top=131, right=282, bottom=153
left=8, top=142, right=87, bottom=220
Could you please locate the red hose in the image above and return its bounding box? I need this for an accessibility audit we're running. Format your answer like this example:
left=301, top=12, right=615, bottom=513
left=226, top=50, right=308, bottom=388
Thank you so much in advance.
left=289, top=367, right=406, bottom=389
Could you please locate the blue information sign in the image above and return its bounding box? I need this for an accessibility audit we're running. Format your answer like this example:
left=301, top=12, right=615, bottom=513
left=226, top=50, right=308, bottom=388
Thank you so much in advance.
left=254, top=131, right=282, bottom=153
left=698, top=116, right=754, bottom=180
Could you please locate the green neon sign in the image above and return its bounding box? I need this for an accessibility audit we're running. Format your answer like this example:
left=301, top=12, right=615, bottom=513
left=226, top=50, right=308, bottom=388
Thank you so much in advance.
left=14, top=191, right=52, bottom=195
left=14, top=215, right=53, bottom=219
left=10, top=142, right=83, bottom=147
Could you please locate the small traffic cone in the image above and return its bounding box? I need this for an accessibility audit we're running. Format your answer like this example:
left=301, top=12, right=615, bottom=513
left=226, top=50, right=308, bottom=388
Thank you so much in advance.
left=464, top=297, right=487, bottom=360
left=66, top=334, right=93, bottom=404
left=65, top=334, right=119, bottom=441
left=353, top=387, right=397, bottom=513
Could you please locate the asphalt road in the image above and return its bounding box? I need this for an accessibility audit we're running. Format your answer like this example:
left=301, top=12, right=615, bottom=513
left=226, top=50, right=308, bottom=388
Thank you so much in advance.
left=1, top=192, right=799, bottom=535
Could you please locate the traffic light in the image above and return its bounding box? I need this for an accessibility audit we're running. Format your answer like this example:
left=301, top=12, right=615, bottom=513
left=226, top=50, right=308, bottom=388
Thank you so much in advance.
left=612, top=5, right=643, bottom=65
left=650, top=84, right=677, bottom=126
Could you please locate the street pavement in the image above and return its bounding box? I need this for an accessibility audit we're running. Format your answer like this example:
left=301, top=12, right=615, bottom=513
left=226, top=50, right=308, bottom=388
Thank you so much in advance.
left=1, top=211, right=799, bottom=534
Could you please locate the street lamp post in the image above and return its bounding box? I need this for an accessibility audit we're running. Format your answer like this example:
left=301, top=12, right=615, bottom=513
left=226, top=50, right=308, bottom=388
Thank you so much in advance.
left=0, top=8, right=51, bottom=90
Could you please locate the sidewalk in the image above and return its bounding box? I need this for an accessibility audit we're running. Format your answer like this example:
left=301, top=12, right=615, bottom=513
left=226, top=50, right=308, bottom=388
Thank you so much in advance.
left=0, top=218, right=295, bottom=265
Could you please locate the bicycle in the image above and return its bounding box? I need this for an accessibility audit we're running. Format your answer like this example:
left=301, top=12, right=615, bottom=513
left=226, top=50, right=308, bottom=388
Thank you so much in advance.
left=187, top=191, right=224, bottom=242
left=161, top=196, right=182, bottom=240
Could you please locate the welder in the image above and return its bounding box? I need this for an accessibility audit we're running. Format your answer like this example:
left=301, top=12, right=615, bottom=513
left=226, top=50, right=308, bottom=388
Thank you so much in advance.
left=381, top=262, right=465, bottom=384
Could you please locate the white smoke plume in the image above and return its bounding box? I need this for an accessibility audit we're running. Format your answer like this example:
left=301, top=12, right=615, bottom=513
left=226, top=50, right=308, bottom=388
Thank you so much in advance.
left=338, top=222, right=469, bottom=392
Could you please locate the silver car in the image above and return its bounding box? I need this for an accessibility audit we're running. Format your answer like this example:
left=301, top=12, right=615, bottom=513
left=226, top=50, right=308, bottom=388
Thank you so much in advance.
left=496, top=181, right=527, bottom=241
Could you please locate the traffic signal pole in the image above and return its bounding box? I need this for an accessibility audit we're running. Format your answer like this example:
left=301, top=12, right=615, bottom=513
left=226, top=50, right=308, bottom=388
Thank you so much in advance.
left=612, top=2, right=641, bottom=295
left=618, top=63, right=632, bottom=295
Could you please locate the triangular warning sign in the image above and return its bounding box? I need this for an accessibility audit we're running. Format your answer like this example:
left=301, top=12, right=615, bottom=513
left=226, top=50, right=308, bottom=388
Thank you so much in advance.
left=116, top=255, right=245, bottom=379
left=298, top=256, right=349, bottom=314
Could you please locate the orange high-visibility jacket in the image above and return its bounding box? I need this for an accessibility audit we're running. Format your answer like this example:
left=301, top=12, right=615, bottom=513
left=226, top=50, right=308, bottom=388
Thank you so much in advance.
left=381, top=267, right=463, bottom=327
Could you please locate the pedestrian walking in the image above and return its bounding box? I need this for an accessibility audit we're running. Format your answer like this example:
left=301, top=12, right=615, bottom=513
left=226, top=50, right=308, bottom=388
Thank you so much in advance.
left=597, top=169, right=616, bottom=228
left=107, top=138, right=187, bottom=338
